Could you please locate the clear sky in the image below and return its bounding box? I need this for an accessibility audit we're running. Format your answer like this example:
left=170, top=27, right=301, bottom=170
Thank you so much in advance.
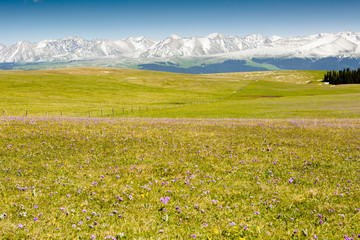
left=1, top=0, right=360, bottom=45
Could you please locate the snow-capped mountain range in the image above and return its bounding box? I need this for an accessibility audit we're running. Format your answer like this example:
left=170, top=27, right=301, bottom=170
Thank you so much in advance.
left=1, top=32, right=360, bottom=63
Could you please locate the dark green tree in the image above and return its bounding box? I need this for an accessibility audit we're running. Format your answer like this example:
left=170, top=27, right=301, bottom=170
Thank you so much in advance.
left=323, top=68, right=360, bottom=85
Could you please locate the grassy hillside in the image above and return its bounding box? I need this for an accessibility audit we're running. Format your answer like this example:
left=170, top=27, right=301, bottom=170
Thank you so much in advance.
left=0, top=68, right=359, bottom=118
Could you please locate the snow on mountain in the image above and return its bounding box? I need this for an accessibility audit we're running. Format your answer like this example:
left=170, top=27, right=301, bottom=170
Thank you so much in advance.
left=287, top=32, right=360, bottom=58
left=113, top=36, right=156, bottom=57
left=139, top=33, right=273, bottom=58
left=268, top=36, right=282, bottom=42
left=223, top=32, right=360, bottom=59
left=1, top=32, right=360, bottom=63
left=0, top=41, right=37, bottom=62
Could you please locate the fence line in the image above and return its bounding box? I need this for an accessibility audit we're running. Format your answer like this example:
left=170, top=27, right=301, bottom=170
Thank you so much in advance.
left=1, top=97, right=225, bottom=118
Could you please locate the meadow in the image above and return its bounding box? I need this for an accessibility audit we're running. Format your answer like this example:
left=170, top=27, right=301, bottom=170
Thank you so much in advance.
left=0, top=68, right=360, bottom=118
left=0, top=117, right=359, bottom=239
left=0, top=68, right=359, bottom=239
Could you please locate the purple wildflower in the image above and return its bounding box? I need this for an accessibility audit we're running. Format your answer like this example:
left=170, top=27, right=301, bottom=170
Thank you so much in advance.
left=160, top=196, right=170, bottom=204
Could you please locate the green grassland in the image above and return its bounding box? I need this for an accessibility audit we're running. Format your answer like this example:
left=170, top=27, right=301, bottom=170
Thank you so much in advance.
left=0, top=118, right=359, bottom=239
left=0, top=69, right=359, bottom=239
left=0, top=68, right=359, bottom=118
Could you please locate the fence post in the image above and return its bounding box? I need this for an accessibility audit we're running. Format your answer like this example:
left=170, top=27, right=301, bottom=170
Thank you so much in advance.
left=139, top=106, right=141, bottom=112
left=26, top=110, right=28, bottom=117
left=101, top=109, right=103, bottom=117
left=61, top=111, right=63, bottom=117
left=131, top=106, right=133, bottom=113
left=89, top=110, right=91, bottom=118
left=2, top=109, right=4, bottom=116
left=122, top=107, right=124, bottom=114
left=76, top=111, right=78, bottom=117
left=146, top=106, right=148, bottom=111
left=112, top=108, right=114, bottom=116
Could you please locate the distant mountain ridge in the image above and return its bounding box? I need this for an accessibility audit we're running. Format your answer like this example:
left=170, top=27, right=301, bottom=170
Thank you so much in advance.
left=1, top=32, right=360, bottom=63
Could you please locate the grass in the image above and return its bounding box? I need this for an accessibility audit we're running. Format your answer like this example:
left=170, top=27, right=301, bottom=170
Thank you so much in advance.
left=0, top=117, right=359, bottom=239
left=0, top=68, right=360, bottom=118
left=0, top=68, right=359, bottom=239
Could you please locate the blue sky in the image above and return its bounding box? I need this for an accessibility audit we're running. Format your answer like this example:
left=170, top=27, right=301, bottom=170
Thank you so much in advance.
left=1, top=0, right=360, bottom=44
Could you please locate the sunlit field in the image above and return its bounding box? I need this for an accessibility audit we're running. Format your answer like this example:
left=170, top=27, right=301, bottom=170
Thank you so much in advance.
left=0, top=117, right=359, bottom=239
left=1, top=68, right=360, bottom=118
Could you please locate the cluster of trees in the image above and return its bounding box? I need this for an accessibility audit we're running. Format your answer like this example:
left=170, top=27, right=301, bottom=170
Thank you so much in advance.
left=323, top=68, right=360, bottom=84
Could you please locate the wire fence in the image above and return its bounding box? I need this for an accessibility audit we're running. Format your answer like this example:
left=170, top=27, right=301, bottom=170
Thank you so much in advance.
left=1, top=98, right=224, bottom=118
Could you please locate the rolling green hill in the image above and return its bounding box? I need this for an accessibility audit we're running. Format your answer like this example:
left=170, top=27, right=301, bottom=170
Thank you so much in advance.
left=0, top=68, right=359, bottom=118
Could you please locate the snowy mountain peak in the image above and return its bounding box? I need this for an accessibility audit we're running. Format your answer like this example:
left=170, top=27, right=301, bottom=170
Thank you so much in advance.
left=269, top=36, right=282, bottom=42
left=243, top=34, right=266, bottom=41
left=135, top=36, right=147, bottom=41
left=1, top=31, right=360, bottom=63
left=170, top=34, right=182, bottom=40
left=63, top=36, right=84, bottom=41
left=207, top=32, right=226, bottom=39
left=15, top=40, right=32, bottom=46
left=126, top=36, right=147, bottom=41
